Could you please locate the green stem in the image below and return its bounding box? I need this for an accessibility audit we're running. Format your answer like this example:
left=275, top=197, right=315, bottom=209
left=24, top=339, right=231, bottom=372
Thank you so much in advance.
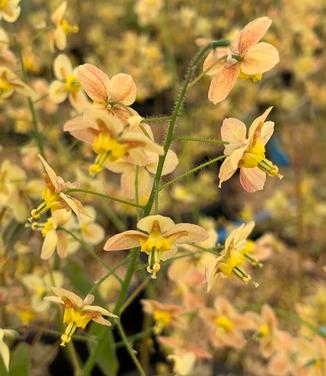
left=82, top=249, right=138, bottom=375
left=116, top=321, right=146, bottom=376
left=68, top=342, right=82, bottom=376
left=16, top=44, right=45, bottom=157
left=143, top=39, right=229, bottom=216
left=175, top=136, right=228, bottom=145
left=143, top=115, right=171, bottom=123
left=160, top=155, right=225, bottom=190
left=64, top=188, right=144, bottom=209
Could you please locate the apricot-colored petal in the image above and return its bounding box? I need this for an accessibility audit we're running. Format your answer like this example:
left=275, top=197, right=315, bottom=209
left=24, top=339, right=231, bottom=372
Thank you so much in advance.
left=241, top=42, right=279, bottom=75
left=121, top=167, right=152, bottom=200
left=104, top=230, right=146, bottom=251
left=121, top=132, right=164, bottom=155
left=59, top=193, right=83, bottom=217
left=49, top=80, right=67, bottom=104
left=137, top=215, right=175, bottom=234
left=41, top=230, right=58, bottom=260
left=78, top=63, right=109, bottom=102
left=51, top=287, right=83, bottom=307
left=160, top=247, right=178, bottom=261
left=83, top=305, right=118, bottom=318
left=51, top=1, right=66, bottom=24
left=218, top=146, right=246, bottom=188
left=147, top=150, right=178, bottom=175
left=237, top=17, right=272, bottom=55
left=38, top=155, right=59, bottom=191
left=261, top=121, right=275, bottom=145
left=262, top=304, right=278, bottom=328
left=205, top=258, right=218, bottom=292
left=64, top=117, right=98, bottom=144
left=57, top=232, right=68, bottom=258
left=239, top=167, right=266, bottom=192
left=248, top=107, right=273, bottom=141
left=208, top=64, right=239, bottom=104
left=165, top=223, right=209, bottom=244
left=53, top=27, right=66, bottom=51
left=221, top=117, right=247, bottom=155
left=54, top=54, right=72, bottom=80
left=108, top=73, right=136, bottom=106
left=267, top=353, right=291, bottom=376
left=203, top=48, right=230, bottom=76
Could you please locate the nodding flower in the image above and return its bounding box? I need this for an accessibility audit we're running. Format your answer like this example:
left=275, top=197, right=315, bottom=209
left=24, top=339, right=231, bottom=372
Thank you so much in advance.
left=44, top=287, right=117, bottom=347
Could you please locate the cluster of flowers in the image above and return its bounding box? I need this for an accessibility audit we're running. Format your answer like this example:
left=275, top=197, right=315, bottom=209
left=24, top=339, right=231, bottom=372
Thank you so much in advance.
left=0, top=1, right=324, bottom=375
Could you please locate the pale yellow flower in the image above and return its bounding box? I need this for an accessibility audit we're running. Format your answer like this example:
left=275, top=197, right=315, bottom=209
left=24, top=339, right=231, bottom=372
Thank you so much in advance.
left=49, top=54, right=86, bottom=109
left=0, top=329, right=17, bottom=371
left=50, top=1, right=78, bottom=51
left=0, top=0, right=20, bottom=23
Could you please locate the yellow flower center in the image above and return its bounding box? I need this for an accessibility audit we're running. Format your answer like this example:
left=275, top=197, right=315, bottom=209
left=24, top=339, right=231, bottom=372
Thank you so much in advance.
left=215, top=315, right=234, bottom=332
left=140, top=221, right=174, bottom=279
left=153, top=310, right=172, bottom=334
left=30, top=187, right=62, bottom=220
left=257, top=324, right=270, bottom=337
left=41, top=218, right=54, bottom=236
left=219, top=250, right=245, bottom=276
left=89, top=132, right=129, bottom=176
left=64, top=75, right=80, bottom=93
left=239, top=71, right=262, bottom=82
left=0, top=76, right=11, bottom=95
left=240, top=141, right=283, bottom=179
left=60, top=19, right=79, bottom=34
left=0, top=0, right=8, bottom=10
left=60, top=307, right=95, bottom=347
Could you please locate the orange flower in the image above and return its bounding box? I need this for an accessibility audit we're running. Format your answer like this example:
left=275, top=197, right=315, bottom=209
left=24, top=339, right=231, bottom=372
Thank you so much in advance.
left=218, top=107, right=283, bottom=192
left=203, top=17, right=279, bottom=104
left=104, top=215, right=209, bottom=278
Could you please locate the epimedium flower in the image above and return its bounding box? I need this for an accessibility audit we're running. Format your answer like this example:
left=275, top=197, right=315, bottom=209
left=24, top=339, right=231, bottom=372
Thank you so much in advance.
left=141, top=299, right=183, bottom=334
left=31, top=209, right=72, bottom=260
left=0, top=66, right=35, bottom=102
left=50, top=1, right=78, bottom=51
left=205, top=221, right=260, bottom=290
left=201, top=297, right=255, bottom=350
left=64, top=108, right=164, bottom=176
left=0, top=329, right=17, bottom=371
left=107, top=117, right=178, bottom=199
left=203, top=17, right=279, bottom=104
left=45, top=287, right=118, bottom=347
left=30, top=155, right=84, bottom=221
left=104, top=215, right=209, bottom=279
left=0, top=0, right=20, bottom=23
left=49, top=54, right=86, bottom=109
left=0, top=28, right=16, bottom=68
left=218, top=107, right=283, bottom=192
left=77, top=63, right=137, bottom=122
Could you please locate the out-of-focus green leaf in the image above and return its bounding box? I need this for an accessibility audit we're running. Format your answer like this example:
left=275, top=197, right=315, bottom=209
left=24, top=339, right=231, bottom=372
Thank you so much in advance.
left=9, top=343, right=30, bottom=376
left=88, top=324, right=118, bottom=376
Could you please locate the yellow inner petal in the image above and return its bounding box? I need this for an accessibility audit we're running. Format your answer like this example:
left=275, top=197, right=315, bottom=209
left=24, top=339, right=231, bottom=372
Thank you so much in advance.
left=215, top=315, right=234, bottom=332
left=64, top=75, right=80, bottom=93
left=89, top=132, right=129, bottom=176
left=153, top=310, right=172, bottom=334
left=60, top=19, right=79, bottom=34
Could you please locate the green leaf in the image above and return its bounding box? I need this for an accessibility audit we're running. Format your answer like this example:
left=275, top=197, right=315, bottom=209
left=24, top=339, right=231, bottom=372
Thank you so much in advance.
left=88, top=324, right=118, bottom=376
left=9, top=343, right=30, bottom=376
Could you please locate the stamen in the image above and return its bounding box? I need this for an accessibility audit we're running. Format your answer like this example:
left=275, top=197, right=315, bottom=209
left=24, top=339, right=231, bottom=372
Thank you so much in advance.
left=258, top=159, right=283, bottom=179
left=60, top=322, right=77, bottom=347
